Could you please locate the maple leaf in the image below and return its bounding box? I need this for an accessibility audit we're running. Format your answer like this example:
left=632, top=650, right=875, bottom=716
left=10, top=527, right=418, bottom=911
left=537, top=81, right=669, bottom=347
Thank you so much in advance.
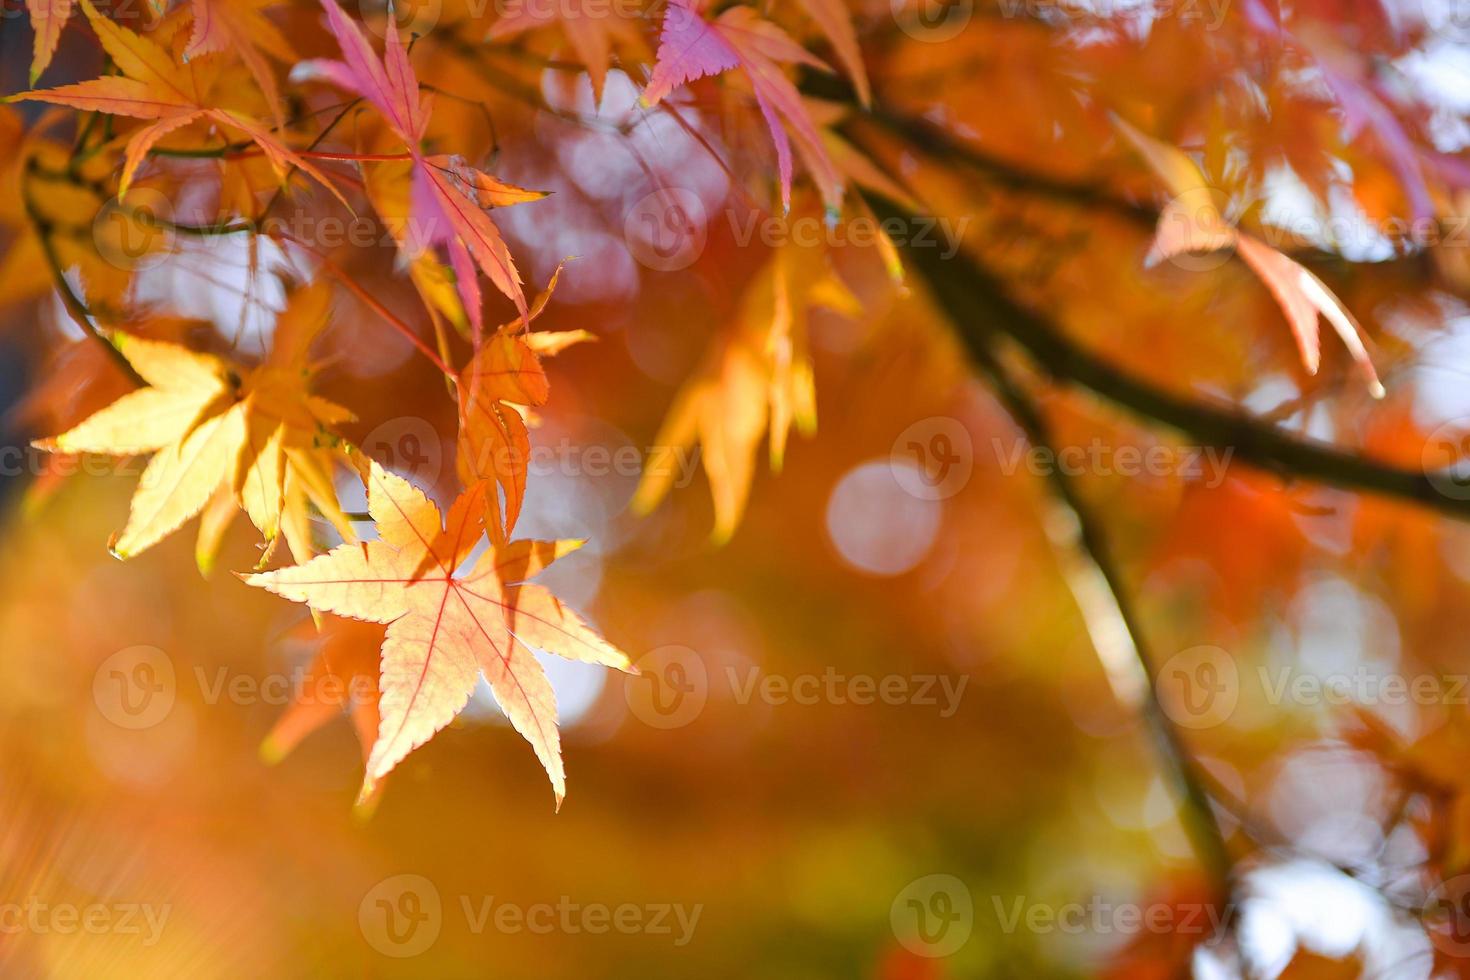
left=1114, top=115, right=1384, bottom=398
left=222, top=282, right=359, bottom=569
left=10, top=0, right=343, bottom=204
left=487, top=0, right=647, bottom=106
left=13, top=318, right=197, bottom=515
left=260, top=616, right=384, bottom=773
left=457, top=264, right=593, bottom=545
left=803, top=99, right=918, bottom=214
left=801, top=97, right=919, bottom=282
left=184, top=0, right=296, bottom=129
left=1243, top=0, right=1442, bottom=224
left=633, top=240, right=860, bottom=541
left=793, top=0, right=870, bottom=107
left=24, top=0, right=74, bottom=85
left=362, top=154, right=471, bottom=335
left=0, top=104, right=137, bottom=311
left=244, top=461, right=635, bottom=807
left=34, top=284, right=356, bottom=569
left=642, top=0, right=844, bottom=215
left=300, top=0, right=546, bottom=331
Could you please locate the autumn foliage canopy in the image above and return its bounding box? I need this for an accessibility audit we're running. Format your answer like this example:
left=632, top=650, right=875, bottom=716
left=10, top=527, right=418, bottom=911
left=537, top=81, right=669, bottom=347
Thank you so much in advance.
left=6, top=0, right=1470, bottom=974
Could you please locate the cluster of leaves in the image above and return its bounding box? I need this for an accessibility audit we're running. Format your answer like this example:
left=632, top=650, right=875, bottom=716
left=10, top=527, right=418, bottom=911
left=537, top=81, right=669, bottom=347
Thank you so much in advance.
left=4, top=6, right=1470, bottom=965
left=0, top=0, right=913, bottom=805
left=5, top=0, right=644, bottom=805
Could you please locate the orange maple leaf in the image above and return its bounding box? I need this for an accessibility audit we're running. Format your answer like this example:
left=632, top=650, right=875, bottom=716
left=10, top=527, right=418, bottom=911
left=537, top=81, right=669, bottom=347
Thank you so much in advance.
left=244, top=461, right=635, bottom=807
left=300, top=0, right=544, bottom=331
left=1113, top=114, right=1384, bottom=398
left=633, top=240, right=860, bottom=541
left=24, top=0, right=74, bottom=85
left=260, top=616, right=384, bottom=772
left=184, top=0, right=296, bottom=129
left=457, top=265, right=594, bottom=545
left=11, top=0, right=342, bottom=204
left=33, top=285, right=356, bottom=570
left=487, top=0, right=647, bottom=105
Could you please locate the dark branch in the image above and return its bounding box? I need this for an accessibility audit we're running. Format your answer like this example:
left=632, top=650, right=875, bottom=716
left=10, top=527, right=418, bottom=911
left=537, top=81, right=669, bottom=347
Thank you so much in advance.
left=21, top=160, right=145, bottom=389
left=971, top=341, right=1236, bottom=886
left=870, top=196, right=1470, bottom=522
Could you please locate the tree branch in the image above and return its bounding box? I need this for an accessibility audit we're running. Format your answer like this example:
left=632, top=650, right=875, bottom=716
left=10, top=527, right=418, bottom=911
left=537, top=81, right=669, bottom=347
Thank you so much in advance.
left=869, top=197, right=1470, bottom=522
left=21, top=160, right=145, bottom=389
left=970, top=340, right=1236, bottom=886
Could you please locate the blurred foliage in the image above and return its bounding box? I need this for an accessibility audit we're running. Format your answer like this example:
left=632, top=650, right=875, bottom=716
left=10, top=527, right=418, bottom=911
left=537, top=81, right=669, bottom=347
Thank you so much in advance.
left=3, top=0, right=1470, bottom=977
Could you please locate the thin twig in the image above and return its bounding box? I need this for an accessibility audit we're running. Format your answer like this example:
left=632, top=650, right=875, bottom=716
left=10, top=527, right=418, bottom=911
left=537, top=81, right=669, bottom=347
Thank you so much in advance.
left=20, top=161, right=145, bottom=388
left=972, top=341, right=1235, bottom=886
left=291, top=240, right=456, bottom=380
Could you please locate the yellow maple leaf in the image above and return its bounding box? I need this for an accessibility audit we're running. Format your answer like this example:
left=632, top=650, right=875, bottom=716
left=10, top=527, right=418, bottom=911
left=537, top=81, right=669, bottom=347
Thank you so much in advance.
left=244, top=462, right=635, bottom=807
left=1113, top=114, right=1384, bottom=398
left=36, top=283, right=355, bottom=571
left=11, top=0, right=342, bottom=204
left=633, top=240, right=860, bottom=542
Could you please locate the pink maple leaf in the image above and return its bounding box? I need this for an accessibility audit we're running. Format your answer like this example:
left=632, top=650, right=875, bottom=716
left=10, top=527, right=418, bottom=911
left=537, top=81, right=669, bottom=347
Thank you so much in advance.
left=302, top=0, right=543, bottom=330
left=643, top=0, right=843, bottom=215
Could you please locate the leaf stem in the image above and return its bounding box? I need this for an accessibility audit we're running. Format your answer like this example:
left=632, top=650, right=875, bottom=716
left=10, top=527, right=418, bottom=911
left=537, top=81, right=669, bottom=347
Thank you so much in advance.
left=286, top=237, right=457, bottom=380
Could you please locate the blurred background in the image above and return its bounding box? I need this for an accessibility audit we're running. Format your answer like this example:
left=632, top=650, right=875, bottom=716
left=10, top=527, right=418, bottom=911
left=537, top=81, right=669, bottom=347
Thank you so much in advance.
left=4, top=0, right=1470, bottom=977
